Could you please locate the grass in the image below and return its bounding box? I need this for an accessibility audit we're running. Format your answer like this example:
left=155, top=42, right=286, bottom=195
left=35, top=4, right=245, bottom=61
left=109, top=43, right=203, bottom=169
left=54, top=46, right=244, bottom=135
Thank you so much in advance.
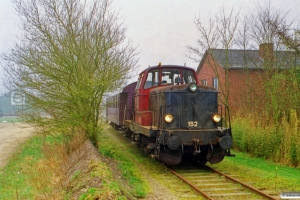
left=98, top=126, right=199, bottom=199
left=98, top=127, right=150, bottom=197
left=0, top=132, right=73, bottom=199
left=0, top=134, right=54, bottom=199
left=213, top=149, right=300, bottom=192
left=1, top=122, right=299, bottom=199
left=79, top=160, right=127, bottom=200
left=0, top=123, right=150, bottom=199
left=232, top=115, right=300, bottom=166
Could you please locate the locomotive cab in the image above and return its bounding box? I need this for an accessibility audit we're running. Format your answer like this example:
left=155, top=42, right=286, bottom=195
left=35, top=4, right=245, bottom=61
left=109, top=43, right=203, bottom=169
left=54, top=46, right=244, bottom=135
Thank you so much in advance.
left=123, top=64, right=232, bottom=165
left=133, top=66, right=196, bottom=126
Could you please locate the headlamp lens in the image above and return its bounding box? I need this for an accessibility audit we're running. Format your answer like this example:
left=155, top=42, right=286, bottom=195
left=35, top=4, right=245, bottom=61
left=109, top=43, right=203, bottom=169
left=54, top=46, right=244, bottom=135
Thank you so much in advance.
left=188, top=83, right=198, bottom=92
left=164, top=114, right=174, bottom=123
left=212, top=114, right=222, bottom=123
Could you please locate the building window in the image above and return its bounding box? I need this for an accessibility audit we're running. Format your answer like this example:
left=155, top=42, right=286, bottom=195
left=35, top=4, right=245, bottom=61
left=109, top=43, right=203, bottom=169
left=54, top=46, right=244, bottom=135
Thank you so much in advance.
left=212, top=77, right=218, bottom=90
left=202, top=79, right=207, bottom=86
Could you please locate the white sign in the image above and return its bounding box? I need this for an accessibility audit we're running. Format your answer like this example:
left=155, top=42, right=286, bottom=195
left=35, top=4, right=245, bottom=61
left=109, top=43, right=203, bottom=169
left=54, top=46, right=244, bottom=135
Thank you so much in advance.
left=11, top=92, right=25, bottom=105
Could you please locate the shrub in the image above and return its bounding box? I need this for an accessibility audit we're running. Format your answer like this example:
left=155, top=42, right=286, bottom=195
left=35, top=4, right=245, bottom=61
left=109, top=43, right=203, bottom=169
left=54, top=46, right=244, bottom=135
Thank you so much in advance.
left=232, top=115, right=297, bottom=166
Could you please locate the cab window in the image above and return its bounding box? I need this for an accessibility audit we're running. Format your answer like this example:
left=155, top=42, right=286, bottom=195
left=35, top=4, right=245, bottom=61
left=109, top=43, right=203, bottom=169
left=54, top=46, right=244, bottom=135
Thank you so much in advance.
left=183, top=69, right=196, bottom=84
left=162, top=68, right=180, bottom=85
left=144, top=69, right=159, bottom=89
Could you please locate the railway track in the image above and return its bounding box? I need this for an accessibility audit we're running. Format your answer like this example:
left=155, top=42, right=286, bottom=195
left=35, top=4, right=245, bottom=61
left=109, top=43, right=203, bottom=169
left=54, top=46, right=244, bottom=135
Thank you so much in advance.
left=169, top=165, right=278, bottom=200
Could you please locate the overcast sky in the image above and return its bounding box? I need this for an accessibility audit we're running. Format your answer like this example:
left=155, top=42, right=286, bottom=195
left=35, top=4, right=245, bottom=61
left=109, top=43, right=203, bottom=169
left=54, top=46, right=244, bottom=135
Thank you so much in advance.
left=0, top=0, right=299, bottom=93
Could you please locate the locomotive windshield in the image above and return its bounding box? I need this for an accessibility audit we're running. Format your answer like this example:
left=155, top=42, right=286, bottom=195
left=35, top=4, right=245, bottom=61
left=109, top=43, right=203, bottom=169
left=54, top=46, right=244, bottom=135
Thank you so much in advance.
left=161, top=68, right=180, bottom=84
left=140, top=67, right=197, bottom=89
left=183, top=69, right=197, bottom=84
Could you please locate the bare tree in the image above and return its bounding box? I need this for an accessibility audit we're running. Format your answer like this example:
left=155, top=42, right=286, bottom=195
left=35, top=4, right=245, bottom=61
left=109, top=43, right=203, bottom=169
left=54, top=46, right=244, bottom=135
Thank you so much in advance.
left=247, top=1, right=291, bottom=49
left=187, top=15, right=220, bottom=63
left=271, top=21, right=300, bottom=54
left=246, top=1, right=300, bottom=123
left=1, top=0, right=138, bottom=146
left=187, top=6, right=239, bottom=108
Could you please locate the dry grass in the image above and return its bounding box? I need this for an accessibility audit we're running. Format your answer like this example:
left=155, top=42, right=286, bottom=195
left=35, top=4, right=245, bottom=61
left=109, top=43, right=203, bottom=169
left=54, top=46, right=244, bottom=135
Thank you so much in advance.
left=28, top=132, right=87, bottom=199
left=232, top=114, right=300, bottom=166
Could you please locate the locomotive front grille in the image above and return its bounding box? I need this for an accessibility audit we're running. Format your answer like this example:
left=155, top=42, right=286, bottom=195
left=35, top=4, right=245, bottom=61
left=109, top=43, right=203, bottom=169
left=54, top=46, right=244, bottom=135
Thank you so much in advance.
left=167, top=92, right=218, bottom=129
left=181, top=94, right=204, bottom=128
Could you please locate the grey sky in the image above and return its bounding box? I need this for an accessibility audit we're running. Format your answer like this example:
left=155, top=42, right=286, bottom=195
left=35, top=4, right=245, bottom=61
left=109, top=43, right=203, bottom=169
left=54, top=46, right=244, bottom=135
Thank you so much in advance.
left=0, top=0, right=299, bottom=93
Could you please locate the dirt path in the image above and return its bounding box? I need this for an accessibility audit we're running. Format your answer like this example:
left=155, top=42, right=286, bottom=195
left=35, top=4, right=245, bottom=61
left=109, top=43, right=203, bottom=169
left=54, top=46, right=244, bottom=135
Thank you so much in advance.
left=0, top=122, right=35, bottom=168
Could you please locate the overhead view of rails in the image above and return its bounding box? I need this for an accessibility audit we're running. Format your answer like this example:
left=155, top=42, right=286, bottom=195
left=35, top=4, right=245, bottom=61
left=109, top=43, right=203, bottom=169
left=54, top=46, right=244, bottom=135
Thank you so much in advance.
left=106, top=64, right=233, bottom=166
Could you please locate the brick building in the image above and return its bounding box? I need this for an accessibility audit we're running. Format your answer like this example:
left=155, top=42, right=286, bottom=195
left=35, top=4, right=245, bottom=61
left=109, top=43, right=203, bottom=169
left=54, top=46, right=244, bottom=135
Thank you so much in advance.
left=196, top=43, right=300, bottom=114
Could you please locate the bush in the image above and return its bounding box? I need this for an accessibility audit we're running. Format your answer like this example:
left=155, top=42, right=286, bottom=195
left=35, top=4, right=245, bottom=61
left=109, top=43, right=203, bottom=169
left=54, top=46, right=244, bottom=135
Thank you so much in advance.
left=232, top=115, right=297, bottom=166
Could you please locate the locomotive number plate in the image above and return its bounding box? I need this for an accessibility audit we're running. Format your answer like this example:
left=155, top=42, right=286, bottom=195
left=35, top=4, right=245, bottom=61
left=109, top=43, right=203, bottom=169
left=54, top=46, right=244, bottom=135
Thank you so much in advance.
left=188, top=121, right=198, bottom=127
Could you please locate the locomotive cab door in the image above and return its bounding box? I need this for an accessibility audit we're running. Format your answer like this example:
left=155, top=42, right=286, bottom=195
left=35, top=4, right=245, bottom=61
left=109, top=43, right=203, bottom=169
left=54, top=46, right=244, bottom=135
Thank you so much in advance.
left=133, top=69, right=159, bottom=126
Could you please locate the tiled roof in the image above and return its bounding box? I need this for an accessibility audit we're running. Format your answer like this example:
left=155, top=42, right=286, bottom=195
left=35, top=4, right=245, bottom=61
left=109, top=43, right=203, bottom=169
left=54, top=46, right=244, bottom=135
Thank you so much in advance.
left=197, top=48, right=300, bottom=73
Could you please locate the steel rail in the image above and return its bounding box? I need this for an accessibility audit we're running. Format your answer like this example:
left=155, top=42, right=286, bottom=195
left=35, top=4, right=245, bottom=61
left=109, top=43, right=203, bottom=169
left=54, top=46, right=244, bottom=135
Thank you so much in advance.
left=169, top=169, right=213, bottom=200
left=207, top=166, right=277, bottom=200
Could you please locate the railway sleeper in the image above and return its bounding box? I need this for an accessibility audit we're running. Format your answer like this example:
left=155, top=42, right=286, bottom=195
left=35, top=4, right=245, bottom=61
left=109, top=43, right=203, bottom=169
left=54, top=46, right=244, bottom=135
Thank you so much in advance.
left=201, top=187, right=245, bottom=192
left=209, top=192, right=253, bottom=197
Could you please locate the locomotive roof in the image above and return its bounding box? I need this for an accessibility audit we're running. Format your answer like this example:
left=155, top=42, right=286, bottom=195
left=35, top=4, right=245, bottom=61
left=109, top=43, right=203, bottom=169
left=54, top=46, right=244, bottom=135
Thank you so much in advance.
left=139, top=65, right=196, bottom=74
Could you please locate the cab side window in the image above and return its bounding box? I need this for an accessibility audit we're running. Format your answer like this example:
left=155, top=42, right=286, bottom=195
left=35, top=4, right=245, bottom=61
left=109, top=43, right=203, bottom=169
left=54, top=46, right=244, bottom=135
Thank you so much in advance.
left=144, top=69, right=159, bottom=89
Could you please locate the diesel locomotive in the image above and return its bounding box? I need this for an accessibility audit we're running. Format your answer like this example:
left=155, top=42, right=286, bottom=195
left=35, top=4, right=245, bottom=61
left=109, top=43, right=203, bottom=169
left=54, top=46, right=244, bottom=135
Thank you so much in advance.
left=106, top=64, right=232, bottom=165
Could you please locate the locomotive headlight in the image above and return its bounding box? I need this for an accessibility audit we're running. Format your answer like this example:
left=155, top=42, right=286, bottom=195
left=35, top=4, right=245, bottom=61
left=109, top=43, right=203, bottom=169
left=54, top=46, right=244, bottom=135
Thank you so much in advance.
left=164, top=114, right=174, bottom=123
left=188, top=83, right=198, bottom=92
left=212, top=113, right=222, bottom=123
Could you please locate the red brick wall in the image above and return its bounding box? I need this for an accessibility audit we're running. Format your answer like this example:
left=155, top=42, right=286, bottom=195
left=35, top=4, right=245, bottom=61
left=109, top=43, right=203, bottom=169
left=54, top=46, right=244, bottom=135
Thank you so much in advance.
left=197, top=54, right=225, bottom=89
left=228, top=69, right=266, bottom=114
left=197, top=54, right=266, bottom=115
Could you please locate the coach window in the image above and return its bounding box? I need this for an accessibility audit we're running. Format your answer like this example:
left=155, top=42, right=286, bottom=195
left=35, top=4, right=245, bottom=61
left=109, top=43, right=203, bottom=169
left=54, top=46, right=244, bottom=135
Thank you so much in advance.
left=212, top=77, right=218, bottom=90
left=144, top=69, right=159, bottom=89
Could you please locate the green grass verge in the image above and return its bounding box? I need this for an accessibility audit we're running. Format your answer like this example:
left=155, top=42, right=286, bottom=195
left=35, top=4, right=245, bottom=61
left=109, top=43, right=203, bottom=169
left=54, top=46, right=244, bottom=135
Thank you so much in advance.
left=0, top=125, right=149, bottom=199
left=79, top=161, right=127, bottom=200
left=0, top=134, right=56, bottom=199
left=214, top=149, right=300, bottom=192
left=98, top=127, right=150, bottom=197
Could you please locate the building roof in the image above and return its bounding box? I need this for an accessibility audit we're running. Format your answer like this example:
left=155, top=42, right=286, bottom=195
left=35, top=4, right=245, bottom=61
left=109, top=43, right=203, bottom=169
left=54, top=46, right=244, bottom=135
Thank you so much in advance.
left=196, top=48, right=300, bottom=73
